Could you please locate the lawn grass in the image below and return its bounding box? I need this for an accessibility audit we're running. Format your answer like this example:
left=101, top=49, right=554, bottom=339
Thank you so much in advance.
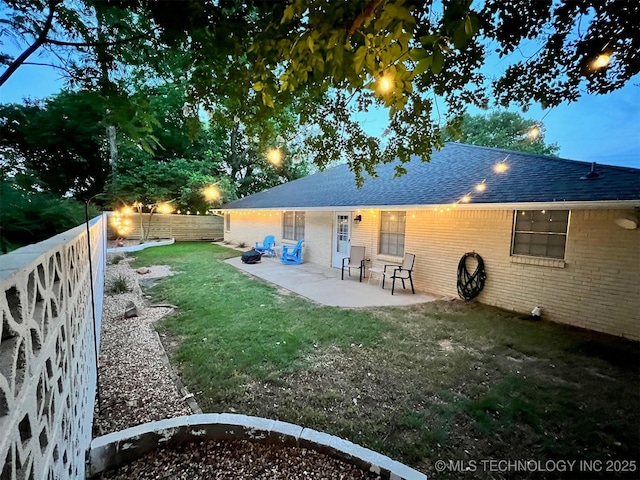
left=131, top=242, right=640, bottom=479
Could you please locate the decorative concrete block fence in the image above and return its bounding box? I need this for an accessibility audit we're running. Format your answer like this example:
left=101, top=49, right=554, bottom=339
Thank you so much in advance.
left=0, top=215, right=106, bottom=480
left=1, top=216, right=425, bottom=479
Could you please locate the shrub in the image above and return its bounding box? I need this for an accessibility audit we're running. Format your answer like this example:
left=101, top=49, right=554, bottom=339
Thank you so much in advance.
left=109, top=254, right=125, bottom=265
left=0, top=181, right=100, bottom=253
left=107, top=274, right=131, bottom=294
left=237, top=241, right=246, bottom=248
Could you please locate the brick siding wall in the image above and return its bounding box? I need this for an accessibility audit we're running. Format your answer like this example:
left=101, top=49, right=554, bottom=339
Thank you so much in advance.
left=226, top=208, right=639, bottom=340
left=375, top=208, right=639, bottom=340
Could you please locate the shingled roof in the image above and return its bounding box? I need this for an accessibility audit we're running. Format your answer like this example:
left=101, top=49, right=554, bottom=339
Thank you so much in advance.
left=222, top=143, right=640, bottom=210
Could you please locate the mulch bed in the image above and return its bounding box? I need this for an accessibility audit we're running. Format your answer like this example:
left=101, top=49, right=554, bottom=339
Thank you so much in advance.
left=97, top=438, right=382, bottom=480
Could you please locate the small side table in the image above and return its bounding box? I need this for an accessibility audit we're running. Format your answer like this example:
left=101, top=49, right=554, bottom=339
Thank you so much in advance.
left=271, top=246, right=282, bottom=258
left=368, top=267, right=384, bottom=287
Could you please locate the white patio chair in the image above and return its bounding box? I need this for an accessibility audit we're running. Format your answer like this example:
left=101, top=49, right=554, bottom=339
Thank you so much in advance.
left=341, top=246, right=366, bottom=282
left=382, top=253, right=416, bottom=295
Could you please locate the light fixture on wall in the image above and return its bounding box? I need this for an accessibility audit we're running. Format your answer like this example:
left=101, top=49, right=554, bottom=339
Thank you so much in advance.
left=353, top=214, right=362, bottom=224
left=614, top=214, right=638, bottom=230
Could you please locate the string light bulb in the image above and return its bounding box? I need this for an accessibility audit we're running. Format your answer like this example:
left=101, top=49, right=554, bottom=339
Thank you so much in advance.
left=475, top=182, right=487, bottom=192
left=266, top=148, right=283, bottom=165
left=377, top=73, right=395, bottom=95
left=157, top=203, right=174, bottom=214
left=592, top=53, right=610, bottom=70
left=461, top=194, right=471, bottom=203
left=527, top=125, right=540, bottom=140
left=494, top=162, right=508, bottom=173
left=203, top=185, right=220, bottom=201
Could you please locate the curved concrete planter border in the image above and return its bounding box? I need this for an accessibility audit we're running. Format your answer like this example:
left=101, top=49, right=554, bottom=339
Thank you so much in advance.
left=107, top=238, right=175, bottom=253
left=88, top=413, right=426, bottom=480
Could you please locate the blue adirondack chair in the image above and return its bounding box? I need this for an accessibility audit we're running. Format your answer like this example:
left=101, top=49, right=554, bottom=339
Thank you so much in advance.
left=281, top=239, right=304, bottom=264
left=255, top=235, right=276, bottom=257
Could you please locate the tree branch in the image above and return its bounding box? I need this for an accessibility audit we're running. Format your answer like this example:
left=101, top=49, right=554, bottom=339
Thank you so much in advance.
left=347, top=0, right=386, bottom=38
left=1, top=3, right=155, bottom=89
left=46, top=31, right=153, bottom=48
left=0, top=0, right=61, bottom=88
left=23, top=61, right=70, bottom=72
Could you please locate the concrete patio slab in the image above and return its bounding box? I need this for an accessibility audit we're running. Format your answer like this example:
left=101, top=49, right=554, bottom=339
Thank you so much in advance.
left=225, top=256, right=438, bottom=307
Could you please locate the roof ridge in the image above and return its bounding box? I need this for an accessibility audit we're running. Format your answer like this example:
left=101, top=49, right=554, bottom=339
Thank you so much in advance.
left=445, top=142, right=640, bottom=171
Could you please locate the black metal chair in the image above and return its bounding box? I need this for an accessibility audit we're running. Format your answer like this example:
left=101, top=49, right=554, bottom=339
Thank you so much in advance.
left=382, top=253, right=416, bottom=295
left=341, top=246, right=366, bottom=282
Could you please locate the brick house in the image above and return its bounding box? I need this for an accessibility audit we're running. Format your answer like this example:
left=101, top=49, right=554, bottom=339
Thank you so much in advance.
left=221, top=143, right=640, bottom=340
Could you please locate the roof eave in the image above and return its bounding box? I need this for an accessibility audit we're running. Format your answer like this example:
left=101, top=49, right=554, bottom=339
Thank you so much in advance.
left=221, top=199, right=640, bottom=211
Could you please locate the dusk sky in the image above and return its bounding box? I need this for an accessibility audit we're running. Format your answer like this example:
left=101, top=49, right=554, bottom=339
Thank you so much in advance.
left=1, top=46, right=639, bottom=169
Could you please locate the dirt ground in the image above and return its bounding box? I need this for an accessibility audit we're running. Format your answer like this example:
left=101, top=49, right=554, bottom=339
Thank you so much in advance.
left=228, top=301, right=640, bottom=478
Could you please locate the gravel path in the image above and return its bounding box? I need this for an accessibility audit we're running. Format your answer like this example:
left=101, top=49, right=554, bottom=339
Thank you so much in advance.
left=94, top=254, right=384, bottom=479
left=95, top=255, right=192, bottom=435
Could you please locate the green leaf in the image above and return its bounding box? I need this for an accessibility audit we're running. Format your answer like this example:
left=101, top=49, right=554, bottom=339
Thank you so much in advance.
left=413, top=57, right=432, bottom=76
left=464, top=15, right=473, bottom=35
left=364, top=52, right=376, bottom=71
left=398, top=32, right=412, bottom=50
left=409, top=48, right=429, bottom=62
left=470, top=14, right=481, bottom=34
left=420, top=35, right=438, bottom=48
left=431, top=50, right=444, bottom=74
left=140, top=139, right=155, bottom=155
left=373, top=11, right=392, bottom=31
left=328, top=30, right=340, bottom=46
left=353, top=45, right=367, bottom=72
left=384, top=3, right=415, bottom=24
left=281, top=5, right=295, bottom=24
left=409, top=48, right=428, bottom=61
left=452, top=24, right=468, bottom=50
left=389, top=43, right=402, bottom=62
left=262, top=91, right=274, bottom=108
left=404, top=80, right=413, bottom=94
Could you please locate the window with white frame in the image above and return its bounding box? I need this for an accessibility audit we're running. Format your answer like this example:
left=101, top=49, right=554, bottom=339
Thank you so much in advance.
left=224, top=213, right=231, bottom=231
left=283, top=211, right=305, bottom=240
left=512, top=210, right=569, bottom=259
left=379, top=211, right=406, bottom=256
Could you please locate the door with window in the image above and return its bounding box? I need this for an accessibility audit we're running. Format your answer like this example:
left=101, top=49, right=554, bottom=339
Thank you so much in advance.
left=332, top=212, right=351, bottom=268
